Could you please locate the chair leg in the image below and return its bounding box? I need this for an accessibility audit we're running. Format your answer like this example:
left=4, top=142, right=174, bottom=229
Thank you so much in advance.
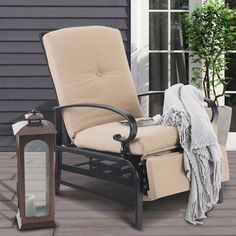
left=218, top=183, right=224, bottom=203
left=55, top=149, right=62, bottom=195
left=134, top=188, right=143, bottom=230
left=133, top=163, right=143, bottom=230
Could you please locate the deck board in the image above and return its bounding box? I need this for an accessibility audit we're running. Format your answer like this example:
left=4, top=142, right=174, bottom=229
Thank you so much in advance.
left=0, top=152, right=235, bottom=235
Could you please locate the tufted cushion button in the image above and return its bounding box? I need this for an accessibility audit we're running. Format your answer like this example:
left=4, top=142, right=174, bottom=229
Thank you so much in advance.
left=96, top=72, right=102, bottom=77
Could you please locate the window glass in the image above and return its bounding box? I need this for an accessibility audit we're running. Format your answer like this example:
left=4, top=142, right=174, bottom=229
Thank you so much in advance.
left=171, top=0, right=189, bottom=9
left=226, top=0, right=236, bottom=8
left=171, top=13, right=188, bottom=50
left=150, top=0, right=168, bottom=9
left=149, top=93, right=165, bottom=116
left=149, top=53, right=169, bottom=91
left=149, top=13, right=168, bottom=50
left=170, top=53, right=189, bottom=85
left=226, top=54, right=236, bottom=91
left=225, top=94, right=236, bottom=131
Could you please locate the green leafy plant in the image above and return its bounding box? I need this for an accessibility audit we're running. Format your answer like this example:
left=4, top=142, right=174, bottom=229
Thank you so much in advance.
left=183, top=0, right=236, bottom=105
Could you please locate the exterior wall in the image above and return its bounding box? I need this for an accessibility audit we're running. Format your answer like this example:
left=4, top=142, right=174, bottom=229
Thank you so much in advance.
left=0, top=0, right=131, bottom=151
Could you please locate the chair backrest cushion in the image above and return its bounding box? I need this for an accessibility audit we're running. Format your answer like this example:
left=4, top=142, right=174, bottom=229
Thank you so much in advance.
left=42, top=26, right=143, bottom=140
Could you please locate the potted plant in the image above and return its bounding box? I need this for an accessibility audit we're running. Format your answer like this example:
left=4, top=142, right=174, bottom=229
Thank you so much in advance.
left=183, top=0, right=236, bottom=145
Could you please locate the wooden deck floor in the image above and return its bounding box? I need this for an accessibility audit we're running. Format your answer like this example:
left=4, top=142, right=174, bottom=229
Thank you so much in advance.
left=0, top=151, right=236, bottom=236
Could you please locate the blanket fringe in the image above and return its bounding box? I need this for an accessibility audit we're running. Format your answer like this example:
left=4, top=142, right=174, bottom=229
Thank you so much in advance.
left=158, top=107, right=222, bottom=225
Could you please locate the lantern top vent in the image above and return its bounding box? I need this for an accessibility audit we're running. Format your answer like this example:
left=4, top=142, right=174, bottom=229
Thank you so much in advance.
left=12, top=109, right=56, bottom=136
left=25, top=109, right=44, bottom=126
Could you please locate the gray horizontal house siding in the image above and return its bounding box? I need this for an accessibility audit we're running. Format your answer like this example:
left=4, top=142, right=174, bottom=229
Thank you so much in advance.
left=0, top=0, right=131, bottom=151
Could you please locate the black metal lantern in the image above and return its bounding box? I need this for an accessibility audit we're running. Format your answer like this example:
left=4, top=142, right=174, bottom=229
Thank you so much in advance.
left=12, top=109, right=56, bottom=230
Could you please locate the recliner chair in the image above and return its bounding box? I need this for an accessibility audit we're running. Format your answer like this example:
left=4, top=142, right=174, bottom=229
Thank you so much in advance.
left=40, top=26, right=230, bottom=229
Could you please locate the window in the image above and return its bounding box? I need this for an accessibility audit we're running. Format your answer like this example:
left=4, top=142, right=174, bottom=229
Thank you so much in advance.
left=131, top=0, right=201, bottom=115
left=149, top=0, right=190, bottom=115
left=225, top=0, right=236, bottom=132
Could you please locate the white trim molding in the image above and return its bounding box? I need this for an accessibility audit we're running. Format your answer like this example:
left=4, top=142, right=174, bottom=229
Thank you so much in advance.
left=131, top=0, right=149, bottom=115
left=131, top=0, right=149, bottom=93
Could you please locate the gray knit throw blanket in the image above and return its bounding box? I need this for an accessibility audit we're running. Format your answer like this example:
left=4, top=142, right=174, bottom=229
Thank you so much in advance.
left=157, top=84, right=222, bottom=225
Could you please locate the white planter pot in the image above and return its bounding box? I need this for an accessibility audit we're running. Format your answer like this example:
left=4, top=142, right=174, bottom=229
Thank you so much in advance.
left=205, top=106, right=232, bottom=146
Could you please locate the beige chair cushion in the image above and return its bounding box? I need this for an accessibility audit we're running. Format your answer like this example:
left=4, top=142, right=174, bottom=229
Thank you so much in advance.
left=42, top=26, right=143, bottom=139
left=144, top=145, right=230, bottom=201
left=74, top=122, right=179, bottom=155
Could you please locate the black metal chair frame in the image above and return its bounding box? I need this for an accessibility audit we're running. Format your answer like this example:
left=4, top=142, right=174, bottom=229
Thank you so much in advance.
left=40, top=32, right=221, bottom=230
left=53, top=96, right=219, bottom=229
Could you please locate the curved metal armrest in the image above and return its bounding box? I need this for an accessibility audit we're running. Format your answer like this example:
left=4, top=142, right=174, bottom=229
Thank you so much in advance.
left=204, top=97, right=219, bottom=123
left=53, top=103, right=137, bottom=143
left=137, top=91, right=164, bottom=98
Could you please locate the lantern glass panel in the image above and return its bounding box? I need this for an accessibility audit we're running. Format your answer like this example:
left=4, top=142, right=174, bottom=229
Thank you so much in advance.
left=24, top=140, right=50, bottom=218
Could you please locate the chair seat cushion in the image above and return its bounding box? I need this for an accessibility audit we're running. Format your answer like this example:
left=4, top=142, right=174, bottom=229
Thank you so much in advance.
left=74, top=122, right=179, bottom=155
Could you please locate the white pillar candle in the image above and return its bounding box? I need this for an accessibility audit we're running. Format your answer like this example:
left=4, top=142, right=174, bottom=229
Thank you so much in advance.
left=25, top=194, right=36, bottom=217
